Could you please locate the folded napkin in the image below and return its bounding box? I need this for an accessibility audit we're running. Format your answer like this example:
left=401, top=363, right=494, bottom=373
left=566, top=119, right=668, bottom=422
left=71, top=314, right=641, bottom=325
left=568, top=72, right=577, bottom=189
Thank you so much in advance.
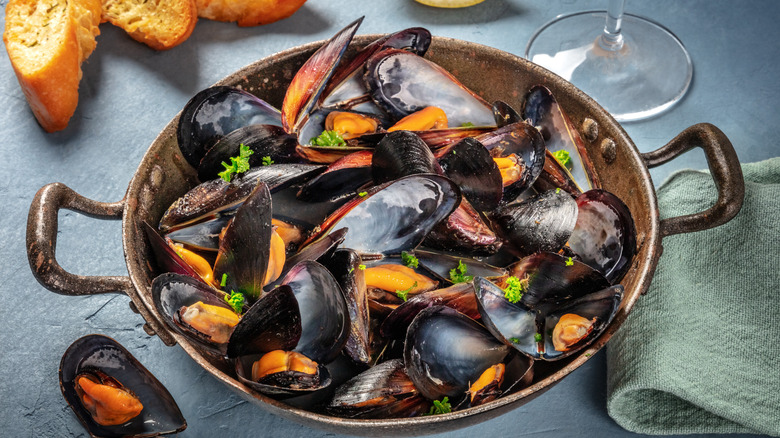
left=606, top=157, right=780, bottom=436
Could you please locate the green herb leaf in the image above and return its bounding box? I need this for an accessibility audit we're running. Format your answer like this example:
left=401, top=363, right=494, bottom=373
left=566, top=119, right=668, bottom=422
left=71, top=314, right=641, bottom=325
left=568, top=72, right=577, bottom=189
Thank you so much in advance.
left=401, top=251, right=419, bottom=269
left=220, top=273, right=227, bottom=287
left=503, top=276, right=524, bottom=303
left=565, top=256, right=574, bottom=267
left=262, top=156, right=274, bottom=166
left=534, top=332, right=543, bottom=343
left=449, top=260, right=473, bottom=284
left=310, top=130, right=346, bottom=147
left=396, top=281, right=417, bottom=302
left=509, top=337, right=520, bottom=344
left=358, top=191, right=368, bottom=197
left=555, top=187, right=561, bottom=194
left=551, top=150, right=572, bottom=170
left=358, top=264, right=366, bottom=270
left=218, top=143, right=254, bottom=182
left=224, top=290, right=245, bottom=314
left=423, top=397, right=452, bottom=416
left=460, top=122, right=475, bottom=128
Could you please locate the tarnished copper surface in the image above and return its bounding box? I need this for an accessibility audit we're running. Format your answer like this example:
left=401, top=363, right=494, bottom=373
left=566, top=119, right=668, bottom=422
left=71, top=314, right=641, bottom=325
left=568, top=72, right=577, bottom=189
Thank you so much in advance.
left=28, top=35, right=744, bottom=436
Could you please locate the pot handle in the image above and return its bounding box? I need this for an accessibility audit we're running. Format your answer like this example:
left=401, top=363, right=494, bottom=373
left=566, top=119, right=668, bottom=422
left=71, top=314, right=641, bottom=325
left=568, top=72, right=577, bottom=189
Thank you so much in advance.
left=642, top=123, right=745, bottom=238
left=27, top=182, right=176, bottom=346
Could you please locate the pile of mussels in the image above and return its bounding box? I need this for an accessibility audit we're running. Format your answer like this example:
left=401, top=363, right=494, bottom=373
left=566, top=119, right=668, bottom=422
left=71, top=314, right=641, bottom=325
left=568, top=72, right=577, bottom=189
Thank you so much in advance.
left=147, top=18, right=636, bottom=418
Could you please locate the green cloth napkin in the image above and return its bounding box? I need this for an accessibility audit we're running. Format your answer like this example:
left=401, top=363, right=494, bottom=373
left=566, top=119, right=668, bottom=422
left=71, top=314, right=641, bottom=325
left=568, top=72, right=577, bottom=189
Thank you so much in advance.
left=606, top=157, right=780, bottom=436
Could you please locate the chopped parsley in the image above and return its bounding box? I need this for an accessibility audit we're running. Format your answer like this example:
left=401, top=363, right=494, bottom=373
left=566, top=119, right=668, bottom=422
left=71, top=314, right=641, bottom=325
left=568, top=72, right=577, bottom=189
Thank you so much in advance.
left=401, top=251, right=419, bottom=269
left=565, top=257, right=574, bottom=267
left=552, top=150, right=572, bottom=170
left=358, top=191, right=368, bottom=197
left=503, top=276, right=524, bottom=303
left=310, top=130, right=346, bottom=147
left=220, top=273, right=227, bottom=287
left=423, top=397, right=452, bottom=416
left=358, top=264, right=366, bottom=270
left=449, top=260, right=473, bottom=284
left=224, top=290, right=245, bottom=314
left=460, top=122, right=475, bottom=128
left=261, top=156, right=274, bottom=166
left=396, top=281, right=417, bottom=302
left=555, top=187, right=561, bottom=194
left=509, top=337, right=520, bottom=344
left=534, top=332, right=543, bottom=343
left=218, top=143, right=254, bottom=182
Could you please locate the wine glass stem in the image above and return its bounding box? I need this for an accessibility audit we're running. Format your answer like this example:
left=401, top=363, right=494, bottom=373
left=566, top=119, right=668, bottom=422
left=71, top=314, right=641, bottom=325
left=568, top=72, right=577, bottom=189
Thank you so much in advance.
left=600, top=0, right=625, bottom=51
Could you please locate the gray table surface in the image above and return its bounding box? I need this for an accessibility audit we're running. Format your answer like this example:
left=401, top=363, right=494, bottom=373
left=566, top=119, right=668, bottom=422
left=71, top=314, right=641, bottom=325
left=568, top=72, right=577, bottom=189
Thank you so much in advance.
left=1, top=0, right=778, bottom=436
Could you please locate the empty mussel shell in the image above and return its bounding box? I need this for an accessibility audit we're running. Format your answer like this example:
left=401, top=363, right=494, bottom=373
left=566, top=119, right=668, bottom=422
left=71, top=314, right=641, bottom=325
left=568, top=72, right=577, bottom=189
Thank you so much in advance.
left=60, top=334, right=186, bottom=438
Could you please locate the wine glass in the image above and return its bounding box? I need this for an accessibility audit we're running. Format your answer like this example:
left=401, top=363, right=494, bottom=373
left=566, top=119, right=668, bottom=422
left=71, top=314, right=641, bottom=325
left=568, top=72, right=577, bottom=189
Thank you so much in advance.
left=525, top=0, right=692, bottom=122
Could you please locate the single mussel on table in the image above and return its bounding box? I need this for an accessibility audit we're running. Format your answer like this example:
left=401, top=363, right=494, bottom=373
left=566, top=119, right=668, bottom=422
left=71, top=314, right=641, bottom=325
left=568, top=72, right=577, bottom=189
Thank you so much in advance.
left=145, top=18, right=637, bottom=419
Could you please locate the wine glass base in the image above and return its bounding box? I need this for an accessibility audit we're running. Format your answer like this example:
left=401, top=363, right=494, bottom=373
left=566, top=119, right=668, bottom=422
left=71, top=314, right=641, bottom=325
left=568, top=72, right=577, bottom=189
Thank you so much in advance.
left=525, top=11, right=693, bottom=122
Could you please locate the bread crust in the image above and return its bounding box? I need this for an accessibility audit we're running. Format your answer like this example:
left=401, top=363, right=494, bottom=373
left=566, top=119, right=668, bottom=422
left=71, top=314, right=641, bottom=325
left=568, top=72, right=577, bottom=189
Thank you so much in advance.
left=4, top=0, right=101, bottom=132
left=101, top=0, right=198, bottom=50
left=196, top=0, right=306, bottom=27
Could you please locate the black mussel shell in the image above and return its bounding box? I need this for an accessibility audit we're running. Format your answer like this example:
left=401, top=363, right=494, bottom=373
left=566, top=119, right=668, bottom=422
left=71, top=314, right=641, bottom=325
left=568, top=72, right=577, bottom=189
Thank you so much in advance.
left=423, top=199, right=503, bottom=255
left=404, top=305, right=510, bottom=400
left=492, top=100, right=523, bottom=127
left=143, top=221, right=202, bottom=279
left=274, top=228, right=348, bottom=289
left=297, top=150, right=373, bottom=202
left=213, top=182, right=273, bottom=300
left=534, top=150, right=583, bottom=196
left=372, top=130, right=438, bottom=184
left=320, top=249, right=371, bottom=365
left=60, top=335, right=186, bottom=437
left=492, top=189, right=578, bottom=257
left=523, top=85, right=600, bottom=192
left=281, top=261, right=350, bottom=364
left=414, top=249, right=506, bottom=283
left=568, top=190, right=637, bottom=284
left=165, top=215, right=229, bottom=252
left=438, top=137, right=503, bottom=211
left=178, top=86, right=282, bottom=168
left=282, top=17, right=363, bottom=133
left=327, top=359, right=428, bottom=419
left=151, top=273, right=233, bottom=356
left=234, top=353, right=332, bottom=396
left=226, top=285, right=302, bottom=358
left=364, top=49, right=495, bottom=127
left=303, top=174, right=460, bottom=256
left=197, top=124, right=299, bottom=181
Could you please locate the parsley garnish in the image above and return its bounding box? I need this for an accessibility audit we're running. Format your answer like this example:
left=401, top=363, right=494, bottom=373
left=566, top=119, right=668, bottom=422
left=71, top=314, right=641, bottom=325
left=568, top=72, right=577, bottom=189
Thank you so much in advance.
left=396, top=281, right=417, bottom=302
left=310, top=130, right=346, bottom=147
left=358, top=191, right=368, bottom=197
left=534, top=333, right=543, bottom=343
left=358, top=264, right=366, bottom=270
left=555, top=187, right=561, bottom=194
left=401, top=251, right=419, bottom=269
left=261, top=156, right=274, bottom=166
left=460, top=122, right=475, bottom=128
left=220, top=273, right=227, bottom=287
left=449, top=260, right=473, bottom=284
left=565, top=257, right=574, bottom=267
left=423, top=397, right=452, bottom=416
left=224, top=290, right=245, bottom=314
left=509, top=337, right=520, bottom=344
left=552, top=150, right=572, bottom=170
left=218, top=144, right=254, bottom=182
left=348, top=267, right=355, bottom=274
left=503, top=276, right=524, bottom=303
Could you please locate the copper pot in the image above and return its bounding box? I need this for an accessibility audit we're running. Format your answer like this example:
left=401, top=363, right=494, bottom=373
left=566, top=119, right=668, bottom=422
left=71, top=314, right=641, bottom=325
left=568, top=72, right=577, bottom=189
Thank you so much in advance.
left=26, top=35, right=744, bottom=436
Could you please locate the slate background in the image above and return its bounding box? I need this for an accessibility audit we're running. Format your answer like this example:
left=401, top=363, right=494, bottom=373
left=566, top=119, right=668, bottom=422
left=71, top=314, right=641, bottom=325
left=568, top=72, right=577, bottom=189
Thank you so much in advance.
left=1, top=0, right=778, bottom=436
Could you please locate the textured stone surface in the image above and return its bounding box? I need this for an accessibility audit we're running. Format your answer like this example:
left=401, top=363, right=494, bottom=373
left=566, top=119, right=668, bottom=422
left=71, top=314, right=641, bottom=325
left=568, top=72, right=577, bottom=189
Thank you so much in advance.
left=1, top=0, right=777, bottom=436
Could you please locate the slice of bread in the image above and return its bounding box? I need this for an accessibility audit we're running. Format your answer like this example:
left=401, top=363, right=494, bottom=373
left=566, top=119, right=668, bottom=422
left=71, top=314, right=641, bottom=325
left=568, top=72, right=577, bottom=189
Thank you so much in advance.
left=101, top=0, right=198, bottom=50
left=196, top=0, right=306, bottom=27
left=4, top=0, right=101, bottom=132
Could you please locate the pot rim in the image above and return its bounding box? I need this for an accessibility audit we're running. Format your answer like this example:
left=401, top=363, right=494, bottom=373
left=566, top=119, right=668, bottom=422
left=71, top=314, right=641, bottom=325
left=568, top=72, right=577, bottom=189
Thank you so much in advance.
left=121, top=34, right=661, bottom=434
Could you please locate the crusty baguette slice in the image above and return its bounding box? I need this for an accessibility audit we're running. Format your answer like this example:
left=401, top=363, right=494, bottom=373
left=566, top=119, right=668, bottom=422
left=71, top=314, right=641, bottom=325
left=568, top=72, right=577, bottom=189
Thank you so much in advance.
left=101, top=0, right=198, bottom=50
left=196, top=0, right=306, bottom=27
left=4, top=0, right=101, bottom=132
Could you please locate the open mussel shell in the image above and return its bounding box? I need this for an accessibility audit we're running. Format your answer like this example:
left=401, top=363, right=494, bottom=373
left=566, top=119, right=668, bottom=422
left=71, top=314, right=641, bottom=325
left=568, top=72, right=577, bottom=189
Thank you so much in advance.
left=438, top=137, right=503, bottom=211
left=492, top=100, right=523, bottom=127
left=523, top=85, right=600, bottom=192
left=404, top=305, right=510, bottom=400
left=281, top=261, right=350, bottom=364
left=414, top=249, right=506, bottom=283
left=282, top=17, right=363, bottom=134
left=569, top=189, right=637, bottom=284
left=213, top=182, right=273, bottom=300
left=197, top=124, right=300, bottom=181
left=364, top=48, right=496, bottom=127
left=159, top=163, right=322, bottom=232
left=304, top=174, right=461, bottom=256
left=327, top=359, right=428, bottom=419
left=60, top=334, right=186, bottom=437
left=143, top=221, right=202, bottom=279
left=164, top=215, right=228, bottom=252
left=423, top=198, right=502, bottom=255
left=491, top=189, right=578, bottom=257
left=319, top=249, right=371, bottom=365
left=371, top=130, right=438, bottom=184
left=534, top=149, right=583, bottom=196
left=178, top=86, right=282, bottom=168
left=152, top=273, right=233, bottom=356
left=226, top=285, right=302, bottom=358
left=234, top=354, right=332, bottom=397
left=297, top=150, right=373, bottom=202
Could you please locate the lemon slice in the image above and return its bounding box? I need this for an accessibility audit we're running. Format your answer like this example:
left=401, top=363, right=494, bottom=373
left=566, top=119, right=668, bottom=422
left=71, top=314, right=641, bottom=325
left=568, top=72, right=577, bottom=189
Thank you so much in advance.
left=415, top=0, right=486, bottom=8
